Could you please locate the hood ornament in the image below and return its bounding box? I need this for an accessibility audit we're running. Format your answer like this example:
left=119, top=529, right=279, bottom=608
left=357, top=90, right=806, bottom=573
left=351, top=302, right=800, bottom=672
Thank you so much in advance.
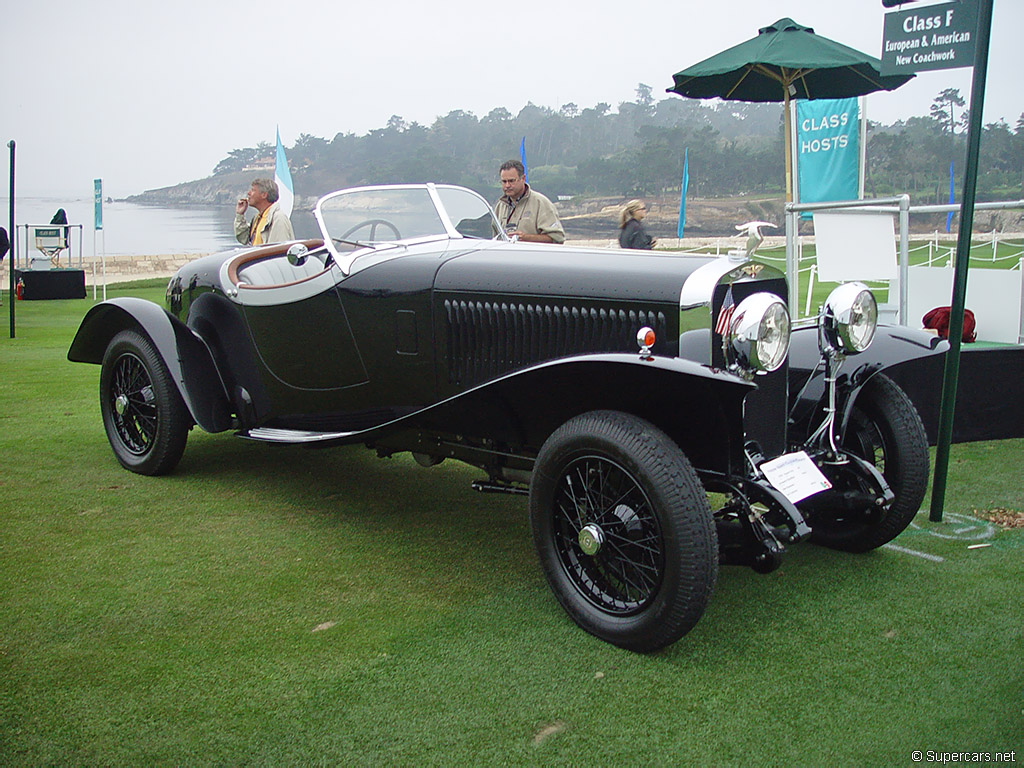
left=728, top=221, right=777, bottom=262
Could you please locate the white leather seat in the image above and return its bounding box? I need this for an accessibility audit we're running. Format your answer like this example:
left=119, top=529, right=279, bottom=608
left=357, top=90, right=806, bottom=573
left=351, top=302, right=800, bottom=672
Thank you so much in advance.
left=237, top=255, right=325, bottom=286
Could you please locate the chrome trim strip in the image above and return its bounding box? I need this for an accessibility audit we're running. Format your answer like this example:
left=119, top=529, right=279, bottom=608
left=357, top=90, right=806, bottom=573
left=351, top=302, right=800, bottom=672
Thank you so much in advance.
left=679, top=258, right=749, bottom=311
left=678, top=258, right=742, bottom=361
left=244, top=427, right=357, bottom=443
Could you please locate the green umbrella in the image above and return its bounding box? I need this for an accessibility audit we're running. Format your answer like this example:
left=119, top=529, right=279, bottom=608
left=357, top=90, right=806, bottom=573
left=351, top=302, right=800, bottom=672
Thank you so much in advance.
left=668, top=18, right=913, bottom=200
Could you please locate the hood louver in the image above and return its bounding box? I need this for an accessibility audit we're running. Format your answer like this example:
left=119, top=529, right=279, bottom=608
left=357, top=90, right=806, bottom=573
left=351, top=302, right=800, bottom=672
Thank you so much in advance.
left=444, top=299, right=667, bottom=386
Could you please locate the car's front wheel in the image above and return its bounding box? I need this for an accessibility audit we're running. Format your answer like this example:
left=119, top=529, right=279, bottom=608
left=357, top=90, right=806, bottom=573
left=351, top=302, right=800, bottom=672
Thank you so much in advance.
left=100, top=330, right=190, bottom=476
left=809, top=373, right=929, bottom=552
left=530, top=411, right=717, bottom=652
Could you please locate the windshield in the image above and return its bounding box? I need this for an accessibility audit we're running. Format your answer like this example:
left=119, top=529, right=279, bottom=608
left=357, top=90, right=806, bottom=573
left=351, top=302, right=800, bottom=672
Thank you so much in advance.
left=314, top=184, right=505, bottom=274
left=435, top=186, right=500, bottom=239
left=318, top=187, right=445, bottom=244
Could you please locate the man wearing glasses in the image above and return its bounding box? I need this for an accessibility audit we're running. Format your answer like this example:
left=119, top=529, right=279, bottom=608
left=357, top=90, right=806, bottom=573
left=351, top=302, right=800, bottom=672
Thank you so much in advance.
left=494, top=160, right=565, bottom=244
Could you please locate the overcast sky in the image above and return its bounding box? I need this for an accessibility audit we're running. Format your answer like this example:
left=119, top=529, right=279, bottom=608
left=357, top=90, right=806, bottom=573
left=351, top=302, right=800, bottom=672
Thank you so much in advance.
left=3, top=0, right=1021, bottom=198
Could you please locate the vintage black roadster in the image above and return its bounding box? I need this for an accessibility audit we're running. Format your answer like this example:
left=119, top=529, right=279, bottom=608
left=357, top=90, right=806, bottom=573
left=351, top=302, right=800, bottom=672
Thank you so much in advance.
left=69, top=183, right=943, bottom=652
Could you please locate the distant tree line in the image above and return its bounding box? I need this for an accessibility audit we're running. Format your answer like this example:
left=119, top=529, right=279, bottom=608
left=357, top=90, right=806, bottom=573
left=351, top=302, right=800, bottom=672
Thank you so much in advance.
left=212, top=86, right=1024, bottom=204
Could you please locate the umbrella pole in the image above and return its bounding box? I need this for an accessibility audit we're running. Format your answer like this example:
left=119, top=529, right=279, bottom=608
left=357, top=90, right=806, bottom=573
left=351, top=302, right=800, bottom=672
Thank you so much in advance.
left=784, top=88, right=793, bottom=203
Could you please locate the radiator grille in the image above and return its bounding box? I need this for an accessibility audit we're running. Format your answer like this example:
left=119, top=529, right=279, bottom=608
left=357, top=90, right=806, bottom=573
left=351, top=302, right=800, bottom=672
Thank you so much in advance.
left=444, top=300, right=667, bottom=386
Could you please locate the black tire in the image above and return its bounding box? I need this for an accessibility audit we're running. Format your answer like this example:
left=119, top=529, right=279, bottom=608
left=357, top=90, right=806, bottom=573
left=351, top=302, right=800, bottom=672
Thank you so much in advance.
left=530, top=411, right=717, bottom=653
left=99, top=330, right=190, bottom=476
left=810, top=374, right=929, bottom=553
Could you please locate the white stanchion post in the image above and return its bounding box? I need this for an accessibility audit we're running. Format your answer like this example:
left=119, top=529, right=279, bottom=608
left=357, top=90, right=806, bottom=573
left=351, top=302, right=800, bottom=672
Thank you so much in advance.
left=805, top=264, right=816, bottom=318
left=899, top=195, right=909, bottom=325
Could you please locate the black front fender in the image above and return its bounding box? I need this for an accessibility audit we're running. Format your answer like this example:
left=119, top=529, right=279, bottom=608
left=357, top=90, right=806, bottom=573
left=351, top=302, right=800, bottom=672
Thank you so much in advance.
left=68, top=297, right=233, bottom=433
left=788, top=324, right=947, bottom=440
left=381, top=353, right=755, bottom=475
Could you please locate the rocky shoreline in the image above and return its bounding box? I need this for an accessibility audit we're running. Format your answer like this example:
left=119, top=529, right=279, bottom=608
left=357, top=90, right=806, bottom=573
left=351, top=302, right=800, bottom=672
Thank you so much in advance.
left=131, top=176, right=1023, bottom=240
left=5, top=229, right=1021, bottom=290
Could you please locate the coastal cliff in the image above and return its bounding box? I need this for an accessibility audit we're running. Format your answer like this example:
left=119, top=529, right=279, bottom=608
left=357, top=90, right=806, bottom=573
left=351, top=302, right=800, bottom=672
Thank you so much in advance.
left=128, top=173, right=788, bottom=238
left=127, top=171, right=316, bottom=211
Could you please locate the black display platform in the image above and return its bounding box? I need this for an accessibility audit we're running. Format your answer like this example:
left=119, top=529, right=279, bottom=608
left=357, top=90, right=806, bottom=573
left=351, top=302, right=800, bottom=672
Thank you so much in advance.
left=886, top=345, right=1024, bottom=444
left=14, top=269, right=87, bottom=300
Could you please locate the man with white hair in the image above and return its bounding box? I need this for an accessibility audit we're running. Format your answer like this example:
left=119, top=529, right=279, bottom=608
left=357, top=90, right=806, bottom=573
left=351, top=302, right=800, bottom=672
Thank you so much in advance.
left=234, top=177, right=294, bottom=246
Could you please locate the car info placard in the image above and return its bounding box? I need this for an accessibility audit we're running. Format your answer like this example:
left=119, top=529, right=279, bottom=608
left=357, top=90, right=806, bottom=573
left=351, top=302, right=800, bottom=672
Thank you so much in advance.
left=760, top=451, right=833, bottom=504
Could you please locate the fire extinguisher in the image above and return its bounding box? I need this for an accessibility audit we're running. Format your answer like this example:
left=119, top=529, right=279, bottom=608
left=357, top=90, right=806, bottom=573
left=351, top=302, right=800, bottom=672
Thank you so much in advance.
left=15, top=278, right=25, bottom=300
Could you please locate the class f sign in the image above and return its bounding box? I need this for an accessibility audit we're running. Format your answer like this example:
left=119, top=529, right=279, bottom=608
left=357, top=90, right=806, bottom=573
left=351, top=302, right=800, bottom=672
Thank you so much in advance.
left=902, top=8, right=956, bottom=32
left=881, top=0, right=978, bottom=75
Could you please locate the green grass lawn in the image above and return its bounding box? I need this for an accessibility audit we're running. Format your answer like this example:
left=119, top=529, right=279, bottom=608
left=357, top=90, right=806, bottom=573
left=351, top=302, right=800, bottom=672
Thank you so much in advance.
left=754, top=237, right=1024, bottom=321
left=674, top=237, right=1024, bottom=321
left=1, top=283, right=1021, bottom=765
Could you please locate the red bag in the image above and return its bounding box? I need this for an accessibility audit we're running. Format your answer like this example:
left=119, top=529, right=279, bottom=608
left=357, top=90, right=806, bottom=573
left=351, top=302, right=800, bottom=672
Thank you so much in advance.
left=922, top=306, right=977, bottom=342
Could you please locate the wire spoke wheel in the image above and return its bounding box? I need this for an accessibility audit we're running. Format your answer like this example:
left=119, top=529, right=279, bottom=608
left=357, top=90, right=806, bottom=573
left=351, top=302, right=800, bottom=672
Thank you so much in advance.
left=108, top=351, right=158, bottom=455
left=531, top=410, right=717, bottom=652
left=100, top=330, right=190, bottom=476
left=845, top=411, right=886, bottom=476
left=808, top=374, right=929, bottom=552
left=552, top=455, right=663, bottom=614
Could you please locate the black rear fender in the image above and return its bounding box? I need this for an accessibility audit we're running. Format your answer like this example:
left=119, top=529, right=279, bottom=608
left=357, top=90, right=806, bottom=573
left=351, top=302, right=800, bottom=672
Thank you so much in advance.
left=68, top=297, right=233, bottom=433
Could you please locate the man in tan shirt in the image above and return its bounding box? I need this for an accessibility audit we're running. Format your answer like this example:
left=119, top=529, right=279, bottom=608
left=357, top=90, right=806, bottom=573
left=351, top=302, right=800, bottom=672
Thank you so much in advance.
left=493, top=160, right=565, bottom=244
left=234, top=178, right=294, bottom=246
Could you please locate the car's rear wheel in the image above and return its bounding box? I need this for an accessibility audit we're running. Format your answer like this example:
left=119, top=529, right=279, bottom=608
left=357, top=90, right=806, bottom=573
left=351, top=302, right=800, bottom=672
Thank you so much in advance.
left=530, top=410, right=717, bottom=652
left=810, top=374, right=929, bottom=552
left=100, top=330, right=190, bottom=476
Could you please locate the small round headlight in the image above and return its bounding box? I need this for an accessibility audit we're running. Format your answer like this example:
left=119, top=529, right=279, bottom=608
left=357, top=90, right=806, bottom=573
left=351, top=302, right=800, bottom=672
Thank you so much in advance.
left=822, top=282, right=878, bottom=354
left=724, top=293, right=791, bottom=374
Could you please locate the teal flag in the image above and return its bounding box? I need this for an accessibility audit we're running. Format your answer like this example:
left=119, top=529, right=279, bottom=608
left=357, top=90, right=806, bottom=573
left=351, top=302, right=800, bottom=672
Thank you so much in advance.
left=93, top=179, right=103, bottom=230
left=796, top=98, right=859, bottom=207
left=677, top=148, right=689, bottom=238
left=274, top=127, right=294, bottom=219
left=520, top=136, right=528, bottom=183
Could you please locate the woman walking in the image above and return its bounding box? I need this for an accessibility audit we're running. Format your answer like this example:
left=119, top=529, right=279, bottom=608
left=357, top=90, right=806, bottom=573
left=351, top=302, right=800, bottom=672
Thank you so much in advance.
left=618, top=200, right=656, bottom=250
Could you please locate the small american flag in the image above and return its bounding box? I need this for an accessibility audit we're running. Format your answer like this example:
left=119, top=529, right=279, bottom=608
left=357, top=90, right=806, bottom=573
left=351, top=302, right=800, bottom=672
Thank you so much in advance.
left=715, top=286, right=735, bottom=336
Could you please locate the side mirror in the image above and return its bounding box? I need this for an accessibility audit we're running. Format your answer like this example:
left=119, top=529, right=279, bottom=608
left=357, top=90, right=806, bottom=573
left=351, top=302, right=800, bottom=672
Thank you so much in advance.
left=286, top=243, right=309, bottom=266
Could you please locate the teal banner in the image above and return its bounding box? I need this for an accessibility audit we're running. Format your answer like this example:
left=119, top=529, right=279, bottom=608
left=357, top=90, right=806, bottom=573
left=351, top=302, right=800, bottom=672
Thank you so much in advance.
left=94, top=179, right=103, bottom=230
left=796, top=98, right=859, bottom=208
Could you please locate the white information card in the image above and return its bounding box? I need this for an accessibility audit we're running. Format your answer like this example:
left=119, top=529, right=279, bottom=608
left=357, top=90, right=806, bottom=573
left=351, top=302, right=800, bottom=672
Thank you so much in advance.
left=759, top=451, right=832, bottom=504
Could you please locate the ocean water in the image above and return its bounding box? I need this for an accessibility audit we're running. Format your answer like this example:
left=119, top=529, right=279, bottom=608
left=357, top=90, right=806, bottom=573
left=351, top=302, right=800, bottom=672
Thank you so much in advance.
left=0, top=196, right=242, bottom=259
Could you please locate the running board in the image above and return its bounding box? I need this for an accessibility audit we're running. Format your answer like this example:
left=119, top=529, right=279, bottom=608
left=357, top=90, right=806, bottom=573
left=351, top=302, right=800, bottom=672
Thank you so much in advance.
left=243, top=427, right=358, bottom=444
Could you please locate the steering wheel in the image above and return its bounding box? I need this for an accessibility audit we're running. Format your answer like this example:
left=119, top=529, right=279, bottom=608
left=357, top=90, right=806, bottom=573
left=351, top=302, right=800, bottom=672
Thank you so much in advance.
left=340, top=219, right=402, bottom=242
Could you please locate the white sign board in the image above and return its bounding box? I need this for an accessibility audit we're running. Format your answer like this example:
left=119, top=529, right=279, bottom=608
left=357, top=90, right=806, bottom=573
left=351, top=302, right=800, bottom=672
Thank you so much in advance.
left=813, top=212, right=898, bottom=283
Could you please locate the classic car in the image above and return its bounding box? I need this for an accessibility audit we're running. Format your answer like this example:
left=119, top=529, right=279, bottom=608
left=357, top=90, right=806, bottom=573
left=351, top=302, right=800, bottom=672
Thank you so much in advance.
left=68, top=183, right=942, bottom=652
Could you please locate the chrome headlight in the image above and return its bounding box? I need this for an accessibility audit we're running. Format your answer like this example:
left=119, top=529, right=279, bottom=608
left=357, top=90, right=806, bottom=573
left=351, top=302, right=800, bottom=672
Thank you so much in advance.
left=723, top=292, right=791, bottom=374
left=822, top=282, right=877, bottom=354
